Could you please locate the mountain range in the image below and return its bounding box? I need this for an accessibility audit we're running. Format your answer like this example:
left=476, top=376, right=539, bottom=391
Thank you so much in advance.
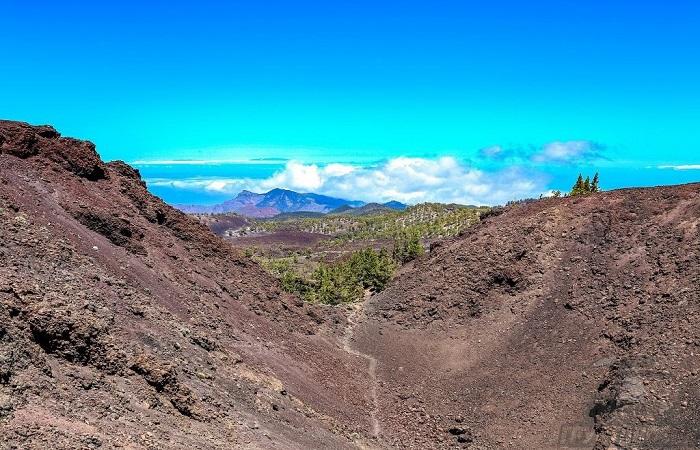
left=176, top=188, right=406, bottom=218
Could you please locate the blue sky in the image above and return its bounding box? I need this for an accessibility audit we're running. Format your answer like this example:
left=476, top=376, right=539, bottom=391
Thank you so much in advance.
left=3, top=1, right=700, bottom=205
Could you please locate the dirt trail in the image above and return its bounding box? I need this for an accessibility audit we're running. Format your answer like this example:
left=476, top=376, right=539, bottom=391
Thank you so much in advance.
left=342, top=301, right=381, bottom=440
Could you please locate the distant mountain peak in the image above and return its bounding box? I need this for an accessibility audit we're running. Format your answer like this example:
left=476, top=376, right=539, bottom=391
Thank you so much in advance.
left=383, top=200, right=408, bottom=210
left=233, top=190, right=261, bottom=200
left=177, top=188, right=365, bottom=218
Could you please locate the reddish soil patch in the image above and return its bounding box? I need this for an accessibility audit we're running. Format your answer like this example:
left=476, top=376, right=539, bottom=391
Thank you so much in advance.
left=229, top=230, right=332, bottom=248
left=194, top=214, right=250, bottom=235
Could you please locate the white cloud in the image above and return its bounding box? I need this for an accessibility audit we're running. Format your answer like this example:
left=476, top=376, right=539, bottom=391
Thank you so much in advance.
left=657, top=164, right=700, bottom=170
left=147, top=157, right=548, bottom=206
left=263, top=161, right=325, bottom=191
left=324, top=163, right=356, bottom=177
left=531, top=140, right=604, bottom=164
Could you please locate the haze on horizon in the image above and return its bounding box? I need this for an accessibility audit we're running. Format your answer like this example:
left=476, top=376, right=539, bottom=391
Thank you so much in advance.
left=3, top=1, right=700, bottom=205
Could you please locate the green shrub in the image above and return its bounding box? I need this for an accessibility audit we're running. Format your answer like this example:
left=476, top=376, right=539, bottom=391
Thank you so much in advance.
left=347, top=247, right=395, bottom=292
left=392, top=228, right=424, bottom=263
left=308, top=264, right=363, bottom=305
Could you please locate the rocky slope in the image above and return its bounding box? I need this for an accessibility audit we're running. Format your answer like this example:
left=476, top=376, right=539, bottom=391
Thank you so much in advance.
left=352, top=185, right=700, bottom=449
left=0, top=121, right=377, bottom=449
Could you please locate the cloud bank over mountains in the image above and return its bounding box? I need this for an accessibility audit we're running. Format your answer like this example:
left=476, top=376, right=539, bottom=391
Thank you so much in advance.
left=145, top=140, right=607, bottom=206
left=148, top=157, right=545, bottom=205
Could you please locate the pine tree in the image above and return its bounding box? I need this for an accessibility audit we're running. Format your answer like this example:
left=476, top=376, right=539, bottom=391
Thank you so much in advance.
left=583, top=176, right=591, bottom=193
left=571, top=174, right=585, bottom=196
left=591, top=172, right=600, bottom=192
left=392, top=229, right=424, bottom=263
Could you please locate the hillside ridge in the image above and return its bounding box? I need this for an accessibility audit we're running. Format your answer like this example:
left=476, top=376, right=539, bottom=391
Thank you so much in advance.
left=0, top=120, right=377, bottom=449
left=352, top=183, right=700, bottom=448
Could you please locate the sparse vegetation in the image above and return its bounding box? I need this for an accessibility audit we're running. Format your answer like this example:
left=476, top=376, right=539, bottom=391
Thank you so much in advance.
left=258, top=247, right=396, bottom=305
left=246, top=203, right=489, bottom=243
left=239, top=203, right=489, bottom=304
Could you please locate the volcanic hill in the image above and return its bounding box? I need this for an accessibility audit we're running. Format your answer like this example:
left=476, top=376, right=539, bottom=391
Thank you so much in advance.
left=0, top=121, right=375, bottom=449
left=352, top=184, right=700, bottom=449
